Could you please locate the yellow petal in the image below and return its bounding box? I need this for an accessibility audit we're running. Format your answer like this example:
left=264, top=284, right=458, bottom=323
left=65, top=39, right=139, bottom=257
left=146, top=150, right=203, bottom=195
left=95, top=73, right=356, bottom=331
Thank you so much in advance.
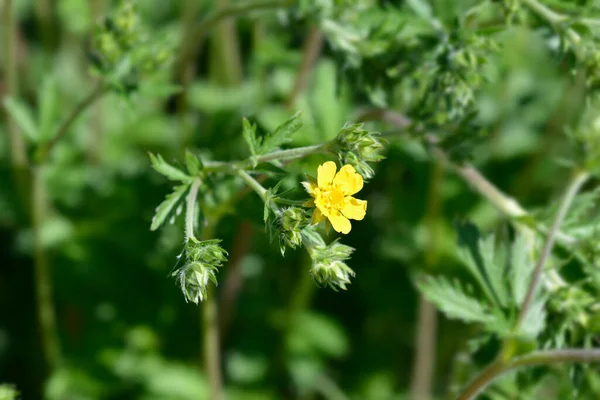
left=328, top=211, right=351, bottom=234
left=341, top=197, right=367, bottom=221
left=333, top=164, right=363, bottom=195
left=318, top=161, right=337, bottom=188
left=312, top=207, right=325, bottom=224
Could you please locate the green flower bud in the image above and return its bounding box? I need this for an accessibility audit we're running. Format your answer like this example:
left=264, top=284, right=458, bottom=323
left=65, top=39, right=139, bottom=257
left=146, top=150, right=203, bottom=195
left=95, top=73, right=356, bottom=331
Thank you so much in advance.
left=305, top=237, right=356, bottom=290
left=332, top=123, right=385, bottom=179
left=279, top=207, right=308, bottom=255
left=172, top=239, right=228, bottom=303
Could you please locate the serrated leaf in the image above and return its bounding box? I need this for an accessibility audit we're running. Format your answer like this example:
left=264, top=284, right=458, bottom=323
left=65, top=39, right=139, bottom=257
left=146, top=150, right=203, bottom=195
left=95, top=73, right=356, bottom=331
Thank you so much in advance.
left=185, top=150, right=203, bottom=176
left=520, top=295, right=546, bottom=338
left=38, top=76, right=58, bottom=141
left=455, top=221, right=503, bottom=307
left=151, top=184, right=190, bottom=231
left=242, top=118, right=259, bottom=157
left=417, top=276, right=496, bottom=324
left=511, top=231, right=536, bottom=305
left=259, top=111, right=303, bottom=154
left=149, top=153, right=192, bottom=182
left=3, top=97, right=39, bottom=142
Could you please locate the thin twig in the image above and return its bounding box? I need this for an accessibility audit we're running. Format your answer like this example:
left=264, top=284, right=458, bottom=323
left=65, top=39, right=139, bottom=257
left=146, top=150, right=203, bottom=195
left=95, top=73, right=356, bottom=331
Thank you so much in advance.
left=522, top=0, right=582, bottom=46
left=516, top=170, right=589, bottom=327
left=286, top=26, right=324, bottom=109
left=38, top=83, right=107, bottom=162
left=237, top=169, right=268, bottom=201
left=32, top=166, right=62, bottom=371
left=457, top=349, right=600, bottom=400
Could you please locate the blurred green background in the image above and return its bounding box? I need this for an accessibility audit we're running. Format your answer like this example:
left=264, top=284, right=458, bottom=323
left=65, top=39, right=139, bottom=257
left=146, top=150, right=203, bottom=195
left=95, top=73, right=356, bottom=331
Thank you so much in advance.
left=0, top=0, right=592, bottom=399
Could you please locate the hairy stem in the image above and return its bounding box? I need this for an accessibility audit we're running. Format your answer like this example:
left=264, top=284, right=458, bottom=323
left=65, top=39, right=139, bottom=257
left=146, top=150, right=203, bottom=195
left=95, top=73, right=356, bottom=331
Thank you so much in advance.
left=457, top=349, right=600, bottom=400
left=38, top=83, right=107, bottom=162
left=237, top=169, right=268, bottom=202
left=516, top=170, right=589, bottom=327
left=410, top=161, right=442, bottom=400
left=32, top=166, right=62, bottom=371
left=186, top=179, right=202, bottom=242
left=522, top=0, right=581, bottom=45
left=204, top=144, right=326, bottom=173
left=3, top=0, right=28, bottom=169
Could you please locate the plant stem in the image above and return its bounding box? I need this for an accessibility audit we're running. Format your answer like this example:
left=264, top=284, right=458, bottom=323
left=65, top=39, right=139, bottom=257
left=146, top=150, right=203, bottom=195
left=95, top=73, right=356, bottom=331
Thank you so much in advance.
left=38, top=83, right=107, bottom=162
left=175, top=0, right=294, bottom=82
left=457, top=349, right=600, bottom=400
left=32, top=166, right=62, bottom=371
left=516, top=170, right=589, bottom=327
left=3, top=0, right=28, bottom=170
left=286, top=26, right=324, bottom=109
left=204, top=144, right=326, bottom=173
left=186, top=179, right=202, bottom=242
left=237, top=169, right=268, bottom=202
left=410, top=161, right=442, bottom=400
left=203, top=289, right=224, bottom=400
left=522, top=0, right=581, bottom=45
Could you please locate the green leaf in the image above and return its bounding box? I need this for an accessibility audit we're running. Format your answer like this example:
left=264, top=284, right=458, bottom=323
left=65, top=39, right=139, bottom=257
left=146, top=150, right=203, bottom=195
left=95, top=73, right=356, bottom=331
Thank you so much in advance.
left=149, top=153, right=192, bottom=182
left=38, top=76, right=58, bottom=141
left=510, top=231, right=536, bottom=306
left=151, top=184, right=190, bottom=231
left=417, top=276, right=496, bottom=324
left=455, top=221, right=507, bottom=307
left=3, top=97, right=39, bottom=142
left=185, top=150, right=203, bottom=176
left=259, top=111, right=303, bottom=154
left=242, top=118, right=259, bottom=158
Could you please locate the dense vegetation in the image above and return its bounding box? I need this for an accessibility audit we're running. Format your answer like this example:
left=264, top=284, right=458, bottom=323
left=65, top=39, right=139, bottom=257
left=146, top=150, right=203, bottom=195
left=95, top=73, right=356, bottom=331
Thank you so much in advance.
left=2, top=0, right=600, bottom=399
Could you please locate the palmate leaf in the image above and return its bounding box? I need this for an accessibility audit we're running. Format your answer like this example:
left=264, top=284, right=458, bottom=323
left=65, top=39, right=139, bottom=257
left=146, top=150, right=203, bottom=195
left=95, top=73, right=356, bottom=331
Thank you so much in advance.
left=3, top=97, right=39, bottom=142
left=185, top=150, right=203, bottom=176
left=151, top=184, right=190, bottom=231
left=417, top=276, right=496, bottom=324
left=510, top=231, right=536, bottom=306
left=242, top=118, right=259, bottom=158
left=149, top=153, right=192, bottom=182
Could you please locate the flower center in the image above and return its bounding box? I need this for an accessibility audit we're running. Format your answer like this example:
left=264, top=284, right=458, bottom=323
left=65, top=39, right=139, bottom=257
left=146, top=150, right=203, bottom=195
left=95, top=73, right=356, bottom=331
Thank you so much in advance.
left=316, top=183, right=345, bottom=215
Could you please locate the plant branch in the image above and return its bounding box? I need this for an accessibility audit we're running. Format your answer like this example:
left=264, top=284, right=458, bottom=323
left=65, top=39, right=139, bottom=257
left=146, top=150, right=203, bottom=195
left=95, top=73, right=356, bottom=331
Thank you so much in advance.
left=32, top=166, right=62, bottom=371
left=186, top=179, right=202, bottom=242
left=286, top=26, right=324, bottom=108
left=38, top=83, right=107, bottom=162
left=3, top=0, right=28, bottom=169
left=237, top=169, right=268, bottom=202
left=457, top=349, right=600, bottom=400
left=516, top=169, right=589, bottom=327
left=522, top=0, right=582, bottom=45
left=204, top=144, right=326, bottom=173
left=176, top=0, right=294, bottom=82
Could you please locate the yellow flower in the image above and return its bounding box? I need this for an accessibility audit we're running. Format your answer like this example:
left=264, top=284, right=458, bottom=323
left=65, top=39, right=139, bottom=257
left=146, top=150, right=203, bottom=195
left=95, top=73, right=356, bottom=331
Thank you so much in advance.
left=303, top=161, right=367, bottom=234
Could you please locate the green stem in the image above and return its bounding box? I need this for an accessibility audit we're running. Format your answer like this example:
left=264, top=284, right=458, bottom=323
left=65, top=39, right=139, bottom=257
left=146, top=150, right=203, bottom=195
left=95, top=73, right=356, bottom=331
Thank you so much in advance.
left=198, top=221, right=224, bottom=400
left=522, top=0, right=582, bottom=45
left=175, top=0, right=294, bottom=81
left=410, top=161, right=442, bottom=400
left=32, top=166, right=62, bottom=371
left=457, top=349, right=600, bottom=400
left=37, top=83, right=107, bottom=162
left=286, top=25, right=324, bottom=109
left=3, top=0, right=28, bottom=169
left=186, top=179, right=202, bottom=242
left=237, top=169, right=268, bottom=202
left=516, top=169, right=589, bottom=327
left=204, top=144, right=326, bottom=173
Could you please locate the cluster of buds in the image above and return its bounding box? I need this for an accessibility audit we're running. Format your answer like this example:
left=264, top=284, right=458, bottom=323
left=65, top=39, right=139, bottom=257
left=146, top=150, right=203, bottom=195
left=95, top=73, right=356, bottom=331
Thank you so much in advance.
left=172, top=238, right=228, bottom=304
left=331, top=123, right=385, bottom=180
left=278, top=207, right=308, bottom=255
left=91, top=1, right=170, bottom=89
left=302, top=227, right=356, bottom=290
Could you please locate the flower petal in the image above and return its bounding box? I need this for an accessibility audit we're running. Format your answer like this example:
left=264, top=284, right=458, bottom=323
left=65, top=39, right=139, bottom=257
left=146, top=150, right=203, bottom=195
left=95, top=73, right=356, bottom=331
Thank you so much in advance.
left=328, top=211, right=351, bottom=234
left=341, top=197, right=367, bottom=220
left=333, top=164, right=363, bottom=195
left=312, top=207, right=325, bottom=224
left=318, top=161, right=337, bottom=188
